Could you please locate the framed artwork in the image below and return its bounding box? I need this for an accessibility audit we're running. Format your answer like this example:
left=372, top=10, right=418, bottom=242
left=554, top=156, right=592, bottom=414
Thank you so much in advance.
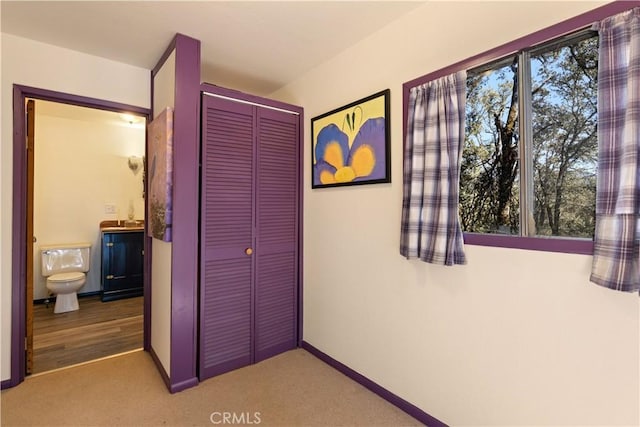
left=311, top=89, right=390, bottom=189
left=147, top=107, right=173, bottom=242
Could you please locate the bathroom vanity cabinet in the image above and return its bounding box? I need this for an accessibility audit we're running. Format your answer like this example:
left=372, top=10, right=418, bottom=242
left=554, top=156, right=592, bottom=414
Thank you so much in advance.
left=100, top=229, right=144, bottom=302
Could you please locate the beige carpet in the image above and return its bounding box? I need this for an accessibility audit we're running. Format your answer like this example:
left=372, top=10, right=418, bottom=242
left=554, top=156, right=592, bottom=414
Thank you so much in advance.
left=1, top=348, right=423, bottom=426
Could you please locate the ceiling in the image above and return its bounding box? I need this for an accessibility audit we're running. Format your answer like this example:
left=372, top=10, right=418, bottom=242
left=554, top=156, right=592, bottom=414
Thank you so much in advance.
left=1, top=1, right=425, bottom=96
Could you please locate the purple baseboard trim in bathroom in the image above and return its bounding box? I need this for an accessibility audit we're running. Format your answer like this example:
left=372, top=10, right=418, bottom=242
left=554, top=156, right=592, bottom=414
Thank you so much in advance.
left=149, top=346, right=170, bottom=390
left=301, top=341, right=448, bottom=427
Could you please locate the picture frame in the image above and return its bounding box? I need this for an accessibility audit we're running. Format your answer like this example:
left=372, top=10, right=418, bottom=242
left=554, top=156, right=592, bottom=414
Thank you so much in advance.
left=147, top=106, right=173, bottom=242
left=311, top=89, right=390, bottom=189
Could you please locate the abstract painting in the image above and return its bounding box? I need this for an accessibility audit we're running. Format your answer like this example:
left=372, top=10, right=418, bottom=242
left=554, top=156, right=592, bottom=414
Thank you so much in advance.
left=311, top=89, right=390, bottom=188
left=147, top=107, right=173, bottom=242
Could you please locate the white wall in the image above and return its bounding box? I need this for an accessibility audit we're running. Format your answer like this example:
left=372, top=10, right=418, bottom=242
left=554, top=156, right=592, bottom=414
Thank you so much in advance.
left=272, top=2, right=640, bottom=426
left=1, top=33, right=149, bottom=382
left=150, top=50, right=176, bottom=376
left=33, top=105, right=145, bottom=299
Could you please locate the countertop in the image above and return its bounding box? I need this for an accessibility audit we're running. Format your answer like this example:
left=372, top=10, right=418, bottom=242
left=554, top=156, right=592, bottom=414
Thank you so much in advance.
left=100, top=219, right=144, bottom=232
left=101, top=226, right=144, bottom=232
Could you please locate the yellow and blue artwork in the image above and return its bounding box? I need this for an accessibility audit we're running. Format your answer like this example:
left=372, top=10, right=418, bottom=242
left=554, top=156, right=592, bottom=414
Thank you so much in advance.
left=311, top=89, right=390, bottom=188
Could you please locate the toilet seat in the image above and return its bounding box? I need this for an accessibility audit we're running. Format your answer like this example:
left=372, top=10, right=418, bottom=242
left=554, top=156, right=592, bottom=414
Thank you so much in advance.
left=47, top=272, right=85, bottom=282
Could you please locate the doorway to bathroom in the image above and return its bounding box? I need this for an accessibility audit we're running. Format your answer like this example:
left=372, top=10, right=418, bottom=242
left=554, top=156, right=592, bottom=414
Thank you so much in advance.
left=16, top=89, right=150, bottom=377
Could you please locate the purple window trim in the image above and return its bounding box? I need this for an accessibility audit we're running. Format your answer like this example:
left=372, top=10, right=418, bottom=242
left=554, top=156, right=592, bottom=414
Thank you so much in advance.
left=403, top=1, right=637, bottom=256
left=463, top=233, right=594, bottom=256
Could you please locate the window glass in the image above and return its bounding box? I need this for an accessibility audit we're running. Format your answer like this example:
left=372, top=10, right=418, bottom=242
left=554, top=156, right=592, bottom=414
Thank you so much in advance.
left=460, top=32, right=598, bottom=240
left=461, top=56, right=520, bottom=235
left=531, top=35, right=598, bottom=238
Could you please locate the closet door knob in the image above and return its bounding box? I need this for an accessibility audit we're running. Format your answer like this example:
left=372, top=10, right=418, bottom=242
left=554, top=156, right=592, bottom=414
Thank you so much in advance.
left=245, top=248, right=253, bottom=256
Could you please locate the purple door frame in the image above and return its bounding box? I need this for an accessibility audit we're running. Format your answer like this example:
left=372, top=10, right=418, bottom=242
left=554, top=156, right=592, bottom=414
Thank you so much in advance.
left=5, top=84, right=150, bottom=389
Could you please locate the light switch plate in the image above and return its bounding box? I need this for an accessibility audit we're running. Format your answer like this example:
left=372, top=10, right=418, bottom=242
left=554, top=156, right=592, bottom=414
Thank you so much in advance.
left=104, top=203, right=117, bottom=214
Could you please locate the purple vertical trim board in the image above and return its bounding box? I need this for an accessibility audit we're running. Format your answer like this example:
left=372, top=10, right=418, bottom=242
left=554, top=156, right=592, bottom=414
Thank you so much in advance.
left=297, top=111, right=304, bottom=347
left=169, top=34, right=201, bottom=393
left=301, top=342, right=448, bottom=427
left=402, top=0, right=637, bottom=256
left=8, top=85, right=27, bottom=389
left=8, top=84, right=149, bottom=390
left=144, top=72, right=152, bottom=353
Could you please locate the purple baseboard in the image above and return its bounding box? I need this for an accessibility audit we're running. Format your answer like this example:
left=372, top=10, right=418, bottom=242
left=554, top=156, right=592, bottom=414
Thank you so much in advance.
left=170, top=377, right=199, bottom=394
left=149, top=345, right=198, bottom=393
left=301, top=341, right=448, bottom=427
left=1, top=378, right=14, bottom=390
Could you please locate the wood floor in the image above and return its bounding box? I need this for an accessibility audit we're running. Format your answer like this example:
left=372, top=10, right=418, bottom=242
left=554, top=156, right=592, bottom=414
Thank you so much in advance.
left=32, top=295, right=143, bottom=374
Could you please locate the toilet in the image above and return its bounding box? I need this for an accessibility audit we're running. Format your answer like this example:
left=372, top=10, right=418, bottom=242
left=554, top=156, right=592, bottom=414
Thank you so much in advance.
left=40, top=243, right=91, bottom=314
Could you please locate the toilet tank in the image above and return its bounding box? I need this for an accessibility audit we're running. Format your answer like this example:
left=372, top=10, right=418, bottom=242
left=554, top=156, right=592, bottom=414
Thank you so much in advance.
left=40, top=243, right=91, bottom=276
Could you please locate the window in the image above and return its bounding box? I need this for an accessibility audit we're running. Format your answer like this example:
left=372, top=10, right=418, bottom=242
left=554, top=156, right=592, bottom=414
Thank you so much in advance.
left=460, top=30, right=598, bottom=240
left=460, top=30, right=598, bottom=238
left=402, top=1, right=637, bottom=255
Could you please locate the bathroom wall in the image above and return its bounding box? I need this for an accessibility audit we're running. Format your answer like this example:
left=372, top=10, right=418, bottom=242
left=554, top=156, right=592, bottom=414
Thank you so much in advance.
left=1, top=33, right=150, bottom=383
left=33, top=101, right=145, bottom=300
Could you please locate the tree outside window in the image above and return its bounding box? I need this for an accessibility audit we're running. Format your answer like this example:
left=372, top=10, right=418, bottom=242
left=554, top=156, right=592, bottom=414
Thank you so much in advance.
left=460, top=31, right=598, bottom=239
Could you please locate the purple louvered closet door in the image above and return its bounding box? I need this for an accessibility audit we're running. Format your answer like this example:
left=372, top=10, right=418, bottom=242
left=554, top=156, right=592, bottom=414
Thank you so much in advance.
left=255, top=107, right=299, bottom=362
left=200, top=93, right=299, bottom=380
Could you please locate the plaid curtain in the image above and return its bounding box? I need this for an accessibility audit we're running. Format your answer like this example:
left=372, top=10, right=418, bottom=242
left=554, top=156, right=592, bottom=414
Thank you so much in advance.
left=590, top=8, right=640, bottom=293
left=400, top=71, right=467, bottom=265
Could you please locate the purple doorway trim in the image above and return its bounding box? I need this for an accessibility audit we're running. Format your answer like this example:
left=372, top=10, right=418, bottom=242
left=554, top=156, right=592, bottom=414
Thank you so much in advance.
left=301, top=341, right=448, bottom=427
left=6, top=84, right=149, bottom=390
